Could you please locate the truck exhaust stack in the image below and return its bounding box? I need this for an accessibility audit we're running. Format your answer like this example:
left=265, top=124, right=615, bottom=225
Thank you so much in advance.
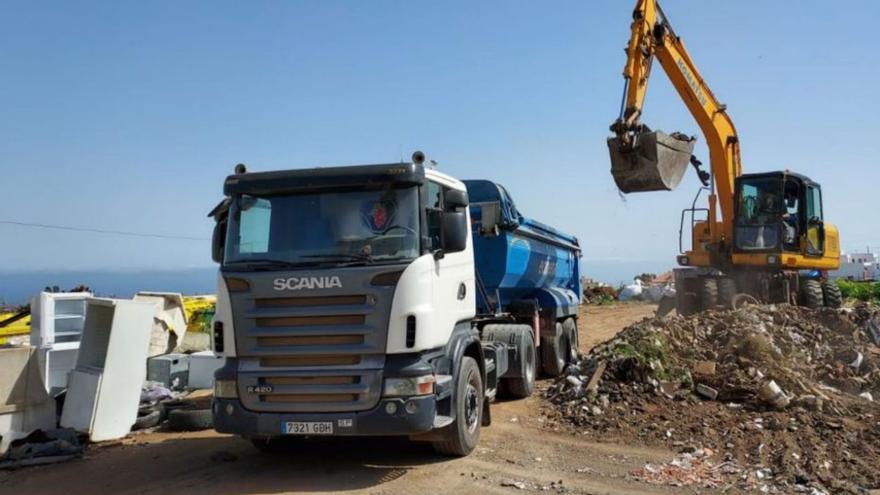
left=608, top=130, right=695, bottom=193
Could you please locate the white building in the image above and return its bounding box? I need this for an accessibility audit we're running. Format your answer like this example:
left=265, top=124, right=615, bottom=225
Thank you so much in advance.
left=833, top=252, right=880, bottom=281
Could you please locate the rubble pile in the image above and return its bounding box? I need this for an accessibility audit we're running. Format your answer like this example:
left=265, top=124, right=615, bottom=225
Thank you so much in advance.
left=544, top=304, right=880, bottom=493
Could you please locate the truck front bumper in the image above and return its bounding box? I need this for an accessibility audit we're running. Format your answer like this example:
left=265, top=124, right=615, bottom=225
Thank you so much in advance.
left=213, top=396, right=436, bottom=437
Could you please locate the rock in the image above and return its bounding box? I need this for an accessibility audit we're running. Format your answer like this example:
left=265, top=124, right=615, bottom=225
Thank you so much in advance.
left=758, top=380, right=790, bottom=409
left=565, top=375, right=583, bottom=388
left=695, top=384, right=718, bottom=401
left=692, top=360, right=717, bottom=376
left=658, top=381, right=677, bottom=399
left=501, top=480, right=527, bottom=489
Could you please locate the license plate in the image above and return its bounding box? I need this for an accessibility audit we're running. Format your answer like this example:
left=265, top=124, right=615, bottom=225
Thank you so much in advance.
left=282, top=421, right=334, bottom=435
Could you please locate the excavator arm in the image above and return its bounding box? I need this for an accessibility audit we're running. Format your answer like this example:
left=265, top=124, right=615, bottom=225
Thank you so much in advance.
left=610, top=0, right=742, bottom=244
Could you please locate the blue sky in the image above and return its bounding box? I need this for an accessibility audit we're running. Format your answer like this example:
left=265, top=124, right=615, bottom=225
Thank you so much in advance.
left=1, top=1, right=878, bottom=282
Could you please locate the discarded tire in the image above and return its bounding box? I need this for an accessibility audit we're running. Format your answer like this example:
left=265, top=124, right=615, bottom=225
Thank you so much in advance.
left=132, top=408, right=161, bottom=430
left=167, top=407, right=213, bottom=431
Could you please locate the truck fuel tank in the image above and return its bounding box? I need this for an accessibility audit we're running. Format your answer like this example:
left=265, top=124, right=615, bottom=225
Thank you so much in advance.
left=608, top=130, right=695, bottom=193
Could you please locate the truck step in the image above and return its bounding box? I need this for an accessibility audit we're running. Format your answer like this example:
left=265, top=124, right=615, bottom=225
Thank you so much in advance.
left=485, top=387, right=497, bottom=402
left=434, top=374, right=453, bottom=400
left=433, top=415, right=454, bottom=428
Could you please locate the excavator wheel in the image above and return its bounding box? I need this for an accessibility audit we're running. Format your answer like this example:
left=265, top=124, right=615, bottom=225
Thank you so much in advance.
left=821, top=280, right=843, bottom=309
left=700, top=278, right=719, bottom=311
left=717, top=278, right=737, bottom=309
left=800, top=279, right=824, bottom=309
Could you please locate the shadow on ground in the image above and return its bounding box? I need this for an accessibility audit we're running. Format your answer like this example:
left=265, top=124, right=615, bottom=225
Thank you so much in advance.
left=0, top=434, right=452, bottom=495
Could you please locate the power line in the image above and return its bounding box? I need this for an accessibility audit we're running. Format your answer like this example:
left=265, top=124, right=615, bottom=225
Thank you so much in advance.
left=0, top=219, right=209, bottom=241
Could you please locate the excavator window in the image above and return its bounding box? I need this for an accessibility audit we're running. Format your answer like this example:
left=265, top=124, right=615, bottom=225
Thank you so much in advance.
left=782, top=180, right=801, bottom=252
left=805, top=185, right=825, bottom=255
left=734, top=178, right=782, bottom=251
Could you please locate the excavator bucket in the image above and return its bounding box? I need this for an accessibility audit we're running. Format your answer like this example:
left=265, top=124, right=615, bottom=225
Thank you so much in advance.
left=608, top=130, right=695, bottom=193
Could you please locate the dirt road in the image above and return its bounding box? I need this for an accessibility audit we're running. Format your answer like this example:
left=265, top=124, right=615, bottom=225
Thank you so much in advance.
left=0, top=303, right=690, bottom=495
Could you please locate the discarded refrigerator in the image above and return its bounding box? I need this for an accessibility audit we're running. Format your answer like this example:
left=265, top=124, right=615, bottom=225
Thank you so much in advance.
left=60, top=298, right=155, bottom=441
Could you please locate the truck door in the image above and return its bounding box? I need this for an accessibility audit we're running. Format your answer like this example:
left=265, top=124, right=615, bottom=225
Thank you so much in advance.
left=425, top=181, right=475, bottom=329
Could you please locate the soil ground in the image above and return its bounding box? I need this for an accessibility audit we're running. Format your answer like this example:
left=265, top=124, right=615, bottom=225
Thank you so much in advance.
left=0, top=302, right=711, bottom=495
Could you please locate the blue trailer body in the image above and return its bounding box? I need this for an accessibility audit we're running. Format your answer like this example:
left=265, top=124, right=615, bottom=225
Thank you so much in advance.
left=463, top=180, right=582, bottom=318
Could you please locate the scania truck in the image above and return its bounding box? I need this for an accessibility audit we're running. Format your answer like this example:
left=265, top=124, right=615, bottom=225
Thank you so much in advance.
left=209, top=152, right=581, bottom=456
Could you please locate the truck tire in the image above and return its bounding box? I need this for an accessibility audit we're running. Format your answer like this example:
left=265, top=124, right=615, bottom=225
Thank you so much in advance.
left=562, top=318, right=579, bottom=363
left=541, top=322, right=566, bottom=377
left=800, top=279, right=824, bottom=309
left=717, top=278, right=736, bottom=309
left=433, top=356, right=482, bottom=457
left=700, top=278, right=718, bottom=311
left=822, top=280, right=843, bottom=309
left=503, top=331, right=536, bottom=399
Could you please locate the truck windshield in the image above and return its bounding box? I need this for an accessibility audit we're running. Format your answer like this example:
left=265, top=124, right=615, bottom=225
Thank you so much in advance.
left=735, top=178, right=782, bottom=251
left=224, top=186, right=419, bottom=267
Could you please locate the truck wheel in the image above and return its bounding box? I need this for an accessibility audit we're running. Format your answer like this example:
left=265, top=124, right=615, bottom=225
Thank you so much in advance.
left=541, top=322, right=566, bottom=377
left=503, top=331, right=536, bottom=399
left=433, top=356, right=482, bottom=457
left=700, top=278, right=718, bottom=311
left=562, top=318, right=579, bottom=363
left=800, top=279, right=824, bottom=309
left=717, top=278, right=736, bottom=309
left=822, top=280, right=842, bottom=309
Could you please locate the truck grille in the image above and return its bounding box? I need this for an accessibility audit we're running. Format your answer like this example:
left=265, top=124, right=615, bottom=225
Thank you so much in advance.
left=230, top=272, right=397, bottom=414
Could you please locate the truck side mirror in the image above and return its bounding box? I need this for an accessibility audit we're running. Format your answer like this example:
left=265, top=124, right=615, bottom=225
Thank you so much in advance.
left=444, top=189, right=469, bottom=210
left=441, top=211, right=468, bottom=254
left=212, top=217, right=227, bottom=264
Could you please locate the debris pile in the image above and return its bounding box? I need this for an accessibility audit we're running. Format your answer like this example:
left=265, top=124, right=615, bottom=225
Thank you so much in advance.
left=631, top=448, right=737, bottom=489
left=544, top=304, right=880, bottom=493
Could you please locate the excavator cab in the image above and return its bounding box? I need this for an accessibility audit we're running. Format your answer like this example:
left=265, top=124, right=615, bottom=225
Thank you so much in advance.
left=733, top=172, right=828, bottom=259
left=608, top=129, right=695, bottom=193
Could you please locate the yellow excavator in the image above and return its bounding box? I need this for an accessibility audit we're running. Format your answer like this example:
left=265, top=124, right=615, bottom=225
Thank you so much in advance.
left=608, top=0, right=841, bottom=314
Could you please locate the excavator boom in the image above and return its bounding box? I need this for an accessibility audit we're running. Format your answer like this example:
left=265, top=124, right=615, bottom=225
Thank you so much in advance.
left=609, top=0, right=742, bottom=244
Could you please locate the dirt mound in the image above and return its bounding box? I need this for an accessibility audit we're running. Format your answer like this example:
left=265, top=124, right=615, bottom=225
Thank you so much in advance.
left=543, top=304, right=880, bottom=494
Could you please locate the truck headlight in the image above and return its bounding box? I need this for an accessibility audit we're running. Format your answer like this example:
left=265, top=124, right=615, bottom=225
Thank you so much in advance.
left=677, top=255, right=689, bottom=266
left=214, top=379, right=238, bottom=399
left=383, top=375, right=435, bottom=397
left=767, top=255, right=780, bottom=265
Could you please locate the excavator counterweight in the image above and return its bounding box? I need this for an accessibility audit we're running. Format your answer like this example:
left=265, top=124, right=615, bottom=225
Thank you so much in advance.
left=608, top=130, right=694, bottom=193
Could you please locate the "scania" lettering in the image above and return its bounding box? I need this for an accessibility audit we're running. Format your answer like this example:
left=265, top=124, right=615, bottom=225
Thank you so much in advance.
left=273, top=276, right=343, bottom=291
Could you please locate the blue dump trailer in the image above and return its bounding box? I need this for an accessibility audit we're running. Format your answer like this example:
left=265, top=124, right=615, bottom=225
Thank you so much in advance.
left=464, top=180, right=582, bottom=318
left=210, top=160, right=582, bottom=456
left=464, top=180, right=583, bottom=379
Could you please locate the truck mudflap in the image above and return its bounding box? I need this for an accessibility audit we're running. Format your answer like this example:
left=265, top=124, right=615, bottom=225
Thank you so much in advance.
left=213, top=396, right=436, bottom=437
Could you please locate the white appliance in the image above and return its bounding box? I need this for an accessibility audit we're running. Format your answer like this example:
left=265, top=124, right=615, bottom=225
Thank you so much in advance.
left=29, top=291, right=92, bottom=395
left=187, top=351, right=225, bottom=389
left=60, top=298, right=156, bottom=441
